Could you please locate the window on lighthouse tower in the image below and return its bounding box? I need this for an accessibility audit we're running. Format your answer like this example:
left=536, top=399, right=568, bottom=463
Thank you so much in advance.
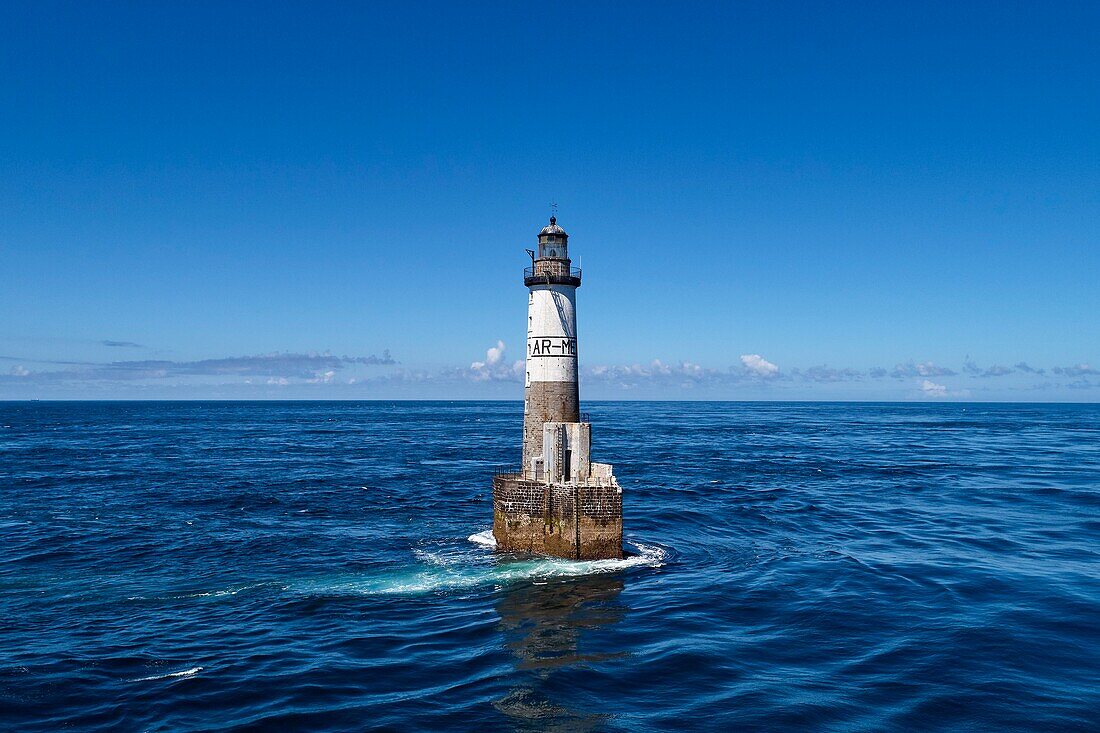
left=538, top=237, right=567, bottom=260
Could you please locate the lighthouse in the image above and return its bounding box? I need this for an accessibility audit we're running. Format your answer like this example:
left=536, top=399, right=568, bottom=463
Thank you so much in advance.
left=522, top=216, right=580, bottom=471
left=492, top=216, right=623, bottom=560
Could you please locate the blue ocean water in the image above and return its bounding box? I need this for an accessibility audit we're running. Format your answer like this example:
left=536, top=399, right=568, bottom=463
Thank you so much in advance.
left=1, top=401, right=1098, bottom=731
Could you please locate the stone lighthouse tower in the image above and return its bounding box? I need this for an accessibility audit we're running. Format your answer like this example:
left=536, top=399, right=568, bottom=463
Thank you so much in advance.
left=492, top=216, right=623, bottom=560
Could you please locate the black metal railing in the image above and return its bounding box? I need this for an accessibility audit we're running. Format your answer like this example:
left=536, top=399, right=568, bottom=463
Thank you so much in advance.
left=494, top=466, right=522, bottom=477
left=580, top=412, right=591, bottom=423
left=523, top=265, right=582, bottom=280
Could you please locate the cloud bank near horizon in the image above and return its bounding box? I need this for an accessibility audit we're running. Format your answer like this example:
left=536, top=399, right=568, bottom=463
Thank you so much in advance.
left=2, top=351, right=396, bottom=385
left=1, top=342, right=1097, bottom=399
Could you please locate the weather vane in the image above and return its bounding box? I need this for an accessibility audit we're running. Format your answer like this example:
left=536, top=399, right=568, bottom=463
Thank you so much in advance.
left=550, top=201, right=558, bottom=219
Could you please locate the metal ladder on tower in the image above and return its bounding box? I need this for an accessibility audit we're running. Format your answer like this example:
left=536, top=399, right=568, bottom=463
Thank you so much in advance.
left=556, top=425, right=566, bottom=482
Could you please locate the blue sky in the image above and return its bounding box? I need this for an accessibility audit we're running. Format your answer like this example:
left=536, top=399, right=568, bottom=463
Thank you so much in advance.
left=1, top=1, right=1098, bottom=400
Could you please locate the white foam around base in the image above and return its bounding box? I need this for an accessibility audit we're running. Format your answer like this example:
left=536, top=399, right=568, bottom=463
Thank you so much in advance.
left=463, top=528, right=667, bottom=579
left=466, top=529, right=663, bottom=572
left=467, top=529, right=497, bottom=547
left=291, top=532, right=666, bottom=597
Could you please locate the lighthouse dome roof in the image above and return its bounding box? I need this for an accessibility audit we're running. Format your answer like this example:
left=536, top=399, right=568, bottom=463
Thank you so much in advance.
left=539, top=216, right=567, bottom=237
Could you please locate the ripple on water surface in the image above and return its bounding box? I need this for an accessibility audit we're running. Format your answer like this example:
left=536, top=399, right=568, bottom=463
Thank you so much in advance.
left=1, top=401, right=1098, bottom=731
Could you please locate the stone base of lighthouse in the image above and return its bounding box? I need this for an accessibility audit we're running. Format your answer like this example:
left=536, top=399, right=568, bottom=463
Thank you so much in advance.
left=493, top=420, right=622, bottom=560
left=492, top=476, right=622, bottom=560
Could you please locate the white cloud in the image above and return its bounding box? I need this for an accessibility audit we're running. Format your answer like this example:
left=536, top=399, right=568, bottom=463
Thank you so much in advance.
left=585, top=359, right=725, bottom=387
left=650, top=359, right=672, bottom=376
left=1053, top=364, right=1099, bottom=377
left=468, top=341, right=523, bottom=382
left=584, top=357, right=789, bottom=391
left=306, top=370, right=337, bottom=384
left=920, top=379, right=947, bottom=397
left=740, top=354, right=779, bottom=378
left=9, top=365, right=30, bottom=377
left=963, top=360, right=1015, bottom=378
left=793, top=365, right=863, bottom=382
left=486, top=340, right=505, bottom=366
left=919, top=379, right=970, bottom=399
left=893, top=361, right=956, bottom=378
left=471, top=340, right=507, bottom=371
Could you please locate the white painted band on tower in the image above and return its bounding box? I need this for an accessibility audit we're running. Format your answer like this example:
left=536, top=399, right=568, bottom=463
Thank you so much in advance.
left=525, top=285, right=578, bottom=383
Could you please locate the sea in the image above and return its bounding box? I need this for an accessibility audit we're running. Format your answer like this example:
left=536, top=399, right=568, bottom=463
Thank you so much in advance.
left=1, top=401, right=1098, bottom=731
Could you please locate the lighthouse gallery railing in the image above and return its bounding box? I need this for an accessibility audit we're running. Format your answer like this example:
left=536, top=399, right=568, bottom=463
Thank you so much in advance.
left=523, top=265, right=582, bottom=280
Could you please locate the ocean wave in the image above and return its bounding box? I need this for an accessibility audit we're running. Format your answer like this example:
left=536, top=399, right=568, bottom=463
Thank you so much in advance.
left=127, top=582, right=284, bottom=602
left=131, top=666, right=202, bottom=682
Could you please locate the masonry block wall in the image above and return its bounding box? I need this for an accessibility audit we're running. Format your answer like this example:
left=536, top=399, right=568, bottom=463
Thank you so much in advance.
left=493, top=475, right=623, bottom=560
